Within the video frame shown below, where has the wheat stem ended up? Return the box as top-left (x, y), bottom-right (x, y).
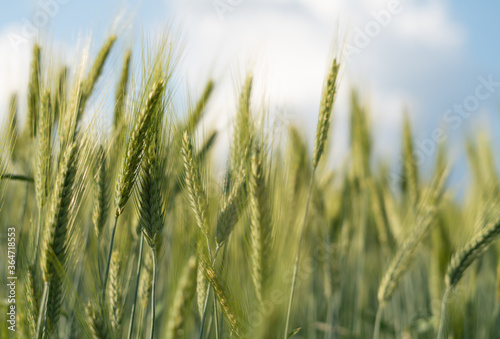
top-left (102, 216), bottom-right (118, 302)
top-left (199, 245), bottom-right (221, 339)
top-left (150, 248), bottom-right (157, 339)
top-left (128, 233), bottom-right (144, 339)
top-left (373, 304), bottom-right (384, 339)
top-left (284, 169), bottom-right (315, 337)
top-left (437, 287), bottom-right (451, 339)
top-left (35, 282), bottom-right (49, 339)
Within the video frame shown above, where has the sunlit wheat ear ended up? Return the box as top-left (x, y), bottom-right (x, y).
top-left (114, 49), bottom-right (132, 131)
top-left (93, 145), bottom-right (109, 239)
top-left (437, 208), bottom-right (500, 339)
top-left (165, 256), bottom-right (197, 339)
top-left (108, 250), bottom-right (123, 335)
top-left (196, 261), bottom-right (208, 318)
top-left (446, 212), bottom-right (500, 289)
top-left (249, 144), bottom-right (272, 304)
top-left (115, 79), bottom-right (165, 217)
top-left (200, 255), bottom-right (243, 338)
top-left (401, 114), bottom-right (419, 204)
top-left (313, 58), bottom-right (340, 169)
top-left (184, 79), bottom-right (214, 133)
top-left (53, 66), bottom-right (68, 123)
top-left (232, 73), bottom-right (253, 169)
top-left (138, 133), bottom-right (166, 249)
top-left (27, 44), bottom-right (41, 138)
top-left (38, 142), bottom-right (78, 336)
top-left (216, 169), bottom-right (247, 246)
top-left (86, 301), bottom-right (112, 339)
top-left (5, 94), bottom-right (18, 143)
top-left (377, 203), bottom-right (436, 306)
top-left (25, 267), bottom-right (38, 337)
top-left (77, 35), bottom-right (117, 121)
top-left (41, 142), bottom-right (78, 282)
top-left (181, 131), bottom-right (209, 235)
top-left (35, 91), bottom-right (52, 210)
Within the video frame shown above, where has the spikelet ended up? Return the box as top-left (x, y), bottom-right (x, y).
top-left (199, 255), bottom-right (243, 337)
top-left (165, 256), bottom-right (197, 339)
top-left (5, 94), bottom-right (18, 144)
top-left (27, 44), bottom-right (41, 138)
top-left (249, 145), bottom-right (272, 303)
top-left (138, 130), bottom-right (165, 249)
top-left (181, 132), bottom-right (209, 235)
top-left (108, 250), bottom-right (123, 334)
top-left (216, 169), bottom-right (247, 246)
top-left (401, 115), bottom-right (419, 204)
top-left (77, 35), bottom-right (117, 121)
top-left (114, 49), bottom-right (131, 131)
top-left (232, 73), bottom-right (253, 170)
top-left (35, 91), bottom-right (52, 210)
top-left (115, 79), bottom-right (165, 217)
top-left (312, 58), bottom-right (340, 169)
top-left (46, 277), bottom-right (63, 336)
top-left (25, 266), bottom-right (38, 337)
top-left (446, 210), bottom-right (500, 289)
top-left (86, 301), bottom-right (112, 339)
top-left (377, 130), bottom-right (448, 306)
top-left (350, 90), bottom-right (371, 178)
top-left (93, 145), bottom-right (109, 238)
top-left (41, 142), bottom-right (78, 282)
top-left (196, 261), bottom-right (208, 318)
top-left (53, 66), bottom-right (68, 124)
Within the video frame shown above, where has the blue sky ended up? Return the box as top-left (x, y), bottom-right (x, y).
top-left (1, 0), bottom-right (499, 188)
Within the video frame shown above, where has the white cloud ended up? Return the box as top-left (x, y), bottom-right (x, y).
top-left (0, 0), bottom-right (468, 169)
top-left (170, 0), bottom-right (467, 168)
top-left (0, 25), bottom-right (31, 126)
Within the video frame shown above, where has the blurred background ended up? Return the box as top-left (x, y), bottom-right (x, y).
top-left (0, 0), bottom-right (499, 192)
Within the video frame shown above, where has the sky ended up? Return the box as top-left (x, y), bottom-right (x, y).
top-left (0, 0), bottom-right (499, 188)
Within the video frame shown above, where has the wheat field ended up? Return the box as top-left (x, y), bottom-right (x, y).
top-left (1, 32), bottom-right (500, 339)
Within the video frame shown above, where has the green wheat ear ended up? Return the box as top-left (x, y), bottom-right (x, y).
top-left (181, 131), bottom-right (209, 236)
top-left (77, 35), bottom-right (117, 122)
top-left (115, 79), bottom-right (165, 217)
top-left (215, 168), bottom-right (247, 246)
top-left (114, 49), bottom-right (132, 131)
top-left (313, 58), bottom-right (340, 169)
top-left (93, 145), bottom-right (109, 239)
top-left (249, 143), bottom-right (272, 304)
top-left (401, 114), bottom-right (419, 204)
top-left (27, 44), bottom-right (41, 138)
top-left (35, 91), bottom-right (52, 210)
top-left (86, 301), bottom-right (112, 339)
top-left (41, 141), bottom-right (78, 282)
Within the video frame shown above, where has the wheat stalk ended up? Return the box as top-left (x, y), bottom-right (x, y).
top-left (285, 57), bottom-right (340, 337)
